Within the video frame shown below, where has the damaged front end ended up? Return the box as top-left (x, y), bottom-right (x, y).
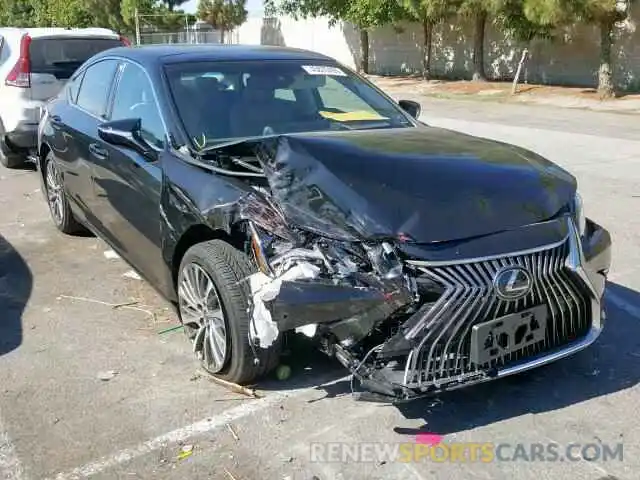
top-left (194, 132), bottom-right (611, 403)
top-left (246, 223), bottom-right (422, 399)
top-left (244, 215), bottom-right (611, 404)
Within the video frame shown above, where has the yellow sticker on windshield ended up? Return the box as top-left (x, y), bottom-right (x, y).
top-left (319, 110), bottom-right (388, 122)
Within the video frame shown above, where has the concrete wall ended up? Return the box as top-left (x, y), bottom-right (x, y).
top-left (235, 7), bottom-right (640, 91)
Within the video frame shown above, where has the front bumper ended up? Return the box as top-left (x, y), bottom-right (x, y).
top-left (259, 216), bottom-right (611, 402)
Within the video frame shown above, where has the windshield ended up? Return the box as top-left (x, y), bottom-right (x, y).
top-left (164, 60), bottom-right (414, 149)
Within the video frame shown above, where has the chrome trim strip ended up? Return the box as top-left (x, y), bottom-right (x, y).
top-left (406, 234), bottom-right (570, 267)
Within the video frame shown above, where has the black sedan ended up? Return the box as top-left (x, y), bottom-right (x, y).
top-left (37, 45), bottom-right (612, 401)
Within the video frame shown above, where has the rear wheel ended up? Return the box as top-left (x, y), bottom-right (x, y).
top-left (177, 240), bottom-right (281, 384)
top-left (44, 152), bottom-right (84, 235)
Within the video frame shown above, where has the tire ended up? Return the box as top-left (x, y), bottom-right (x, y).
top-left (43, 152), bottom-right (84, 235)
top-left (178, 239), bottom-right (281, 384)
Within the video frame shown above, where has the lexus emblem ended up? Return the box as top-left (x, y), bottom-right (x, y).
top-left (493, 266), bottom-right (532, 300)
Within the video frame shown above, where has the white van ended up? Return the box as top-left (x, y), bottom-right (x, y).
top-left (0, 28), bottom-right (130, 168)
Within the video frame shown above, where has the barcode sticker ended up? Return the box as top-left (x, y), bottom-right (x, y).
top-left (301, 65), bottom-right (347, 76)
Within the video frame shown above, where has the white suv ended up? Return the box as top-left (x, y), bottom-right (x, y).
top-left (0, 28), bottom-right (130, 168)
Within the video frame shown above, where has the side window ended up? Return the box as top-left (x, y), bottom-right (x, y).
top-left (67, 70), bottom-right (85, 104)
top-left (76, 60), bottom-right (119, 117)
top-left (317, 76), bottom-right (371, 113)
top-left (111, 62), bottom-right (165, 150)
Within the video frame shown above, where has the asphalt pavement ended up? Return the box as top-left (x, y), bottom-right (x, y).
top-left (1, 99), bottom-right (639, 480)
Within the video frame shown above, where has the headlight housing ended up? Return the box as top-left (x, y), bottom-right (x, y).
top-left (572, 192), bottom-right (586, 236)
top-left (248, 222), bottom-right (403, 281)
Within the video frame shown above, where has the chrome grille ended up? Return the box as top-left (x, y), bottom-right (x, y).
top-left (404, 239), bottom-right (592, 388)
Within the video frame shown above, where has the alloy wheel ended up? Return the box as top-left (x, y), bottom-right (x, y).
top-left (178, 262), bottom-right (228, 373)
top-left (45, 160), bottom-right (64, 225)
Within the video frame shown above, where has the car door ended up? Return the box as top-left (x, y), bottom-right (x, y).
top-left (89, 61), bottom-right (166, 286)
top-left (54, 59), bottom-right (120, 226)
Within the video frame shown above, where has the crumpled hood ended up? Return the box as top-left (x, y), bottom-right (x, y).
top-left (255, 127), bottom-right (576, 243)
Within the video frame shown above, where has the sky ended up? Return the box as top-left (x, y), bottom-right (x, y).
top-left (182, 0), bottom-right (263, 14)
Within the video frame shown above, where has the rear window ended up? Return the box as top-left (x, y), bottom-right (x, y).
top-left (29, 37), bottom-right (123, 80)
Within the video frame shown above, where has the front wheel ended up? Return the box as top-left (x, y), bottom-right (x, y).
top-left (177, 240), bottom-right (281, 384)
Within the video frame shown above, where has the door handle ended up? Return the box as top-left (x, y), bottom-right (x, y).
top-left (89, 143), bottom-right (108, 160)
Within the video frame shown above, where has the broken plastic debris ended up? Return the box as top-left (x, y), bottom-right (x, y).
top-left (103, 250), bottom-right (120, 260)
top-left (177, 444), bottom-right (193, 460)
top-left (295, 324), bottom-right (318, 338)
top-left (248, 263), bottom-right (320, 348)
top-left (97, 370), bottom-right (119, 381)
top-left (123, 270), bottom-right (142, 280)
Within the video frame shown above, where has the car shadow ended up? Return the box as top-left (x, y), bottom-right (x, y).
top-left (0, 233), bottom-right (32, 357)
top-left (393, 281), bottom-right (640, 436)
top-left (4, 160), bottom-right (37, 172)
top-left (257, 333), bottom-right (351, 398)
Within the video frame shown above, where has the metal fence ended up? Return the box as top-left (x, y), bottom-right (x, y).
top-left (136, 29), bottom-right (239, 46)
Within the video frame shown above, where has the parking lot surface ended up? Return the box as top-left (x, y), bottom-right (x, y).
top-left (1, 99), bottom-right (639, 480)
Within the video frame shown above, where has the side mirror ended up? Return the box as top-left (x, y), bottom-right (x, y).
top-left (398, 99), bottom-right (421, 119)
top-left (97, 118), bottom-right (157, 161)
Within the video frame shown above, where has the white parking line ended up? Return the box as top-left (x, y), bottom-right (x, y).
top-left (0, 411), bottom-right (25, 480)
top-left (49, 377), bottom-right (346, 480)
top-left (606, 291), bottom-right (640, 319)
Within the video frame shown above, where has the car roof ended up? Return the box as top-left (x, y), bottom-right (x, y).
top-left (95, 44), bottom-right (336, 67)
top-left (0, 27), bottom-right (119, 39)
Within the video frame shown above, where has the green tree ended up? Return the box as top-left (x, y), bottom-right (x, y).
top-left (0, 0), bottom-right (44, 26)
top-left (86, 0), bottom-right (127, 32)
top-left (457, 0), bottom-right (498, 81)
top-left (523, 0), bottom-right (634, 98)
top-left (345, 0), bottom-right (407, 73)
top-left (152, 4), bottom-right (196, 31)
top-left (121, 0), bottom-right (157, 30)
top-left (494, 0), bottom-right (553, 43)
top-left (265, 0), bottom-right (405, 74)
top-left (402, 0), bottom-right (459, 78)
top-left (160, 0), bottom-right (188, 10)
top-left (40, 0), bottom-right (93, 27)
top-left (197, 0), bottom-right (248, 42)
